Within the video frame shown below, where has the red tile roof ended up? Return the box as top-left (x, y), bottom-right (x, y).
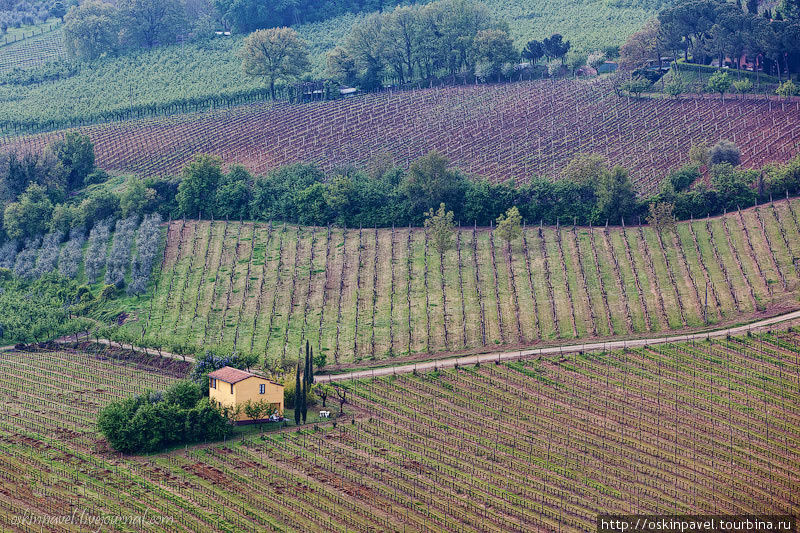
top-left (208, 366), bottom-right (254, 384)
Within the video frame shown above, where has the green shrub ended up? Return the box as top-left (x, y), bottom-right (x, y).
top-left (99, 284), bottom-right (116, 301)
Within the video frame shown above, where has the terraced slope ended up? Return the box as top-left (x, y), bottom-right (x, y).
top-left (1, 332), bottom-right (798, 531)
top-left (121, 199), bottom-right (800, 368)
top-left (5, 79), bottom-right (799, 193)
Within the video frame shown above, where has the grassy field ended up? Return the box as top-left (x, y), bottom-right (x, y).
top-left (114, 199), bottom-right (800, 369)
top-left (0, 0), bottom-right (664, 132)
top-left (1, 329), bottom-right (797, 531)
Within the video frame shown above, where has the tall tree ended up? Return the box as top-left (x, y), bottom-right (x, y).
top-left (49, 132), bottom-right (95, 191)
top-left (176, 155), bottom-right (223, 218)
top-left (471, 29), bottom-right (517, 80)
top-left (300, 370), bottom-right (307, 423)
top-left (63, 1), bottom-right (121, 60)
top-left (594, 167), bottom-right (638, 225)
top-left (542, 34), bottom-right (570, 63)
top-left (521, 40), bottom-right (544, 65)
top-left (239, 27), bottom-right (310, 100)
top-left (495, 206), bottom-right (522, 250)
top-left (294, 360), bottom-right (301, 425)
top-left (424, 203), bottom-right (456, 255)
top-left (402, 151), bottom-right (466, 222)
top-left (119, 0), bottom-right (186, 48)
top-left (343, 12), bottom-right (386, 90)
top-left (308, 344), bottom-right (314, 384)
top-left (381, 5), bottom-right (421, 84)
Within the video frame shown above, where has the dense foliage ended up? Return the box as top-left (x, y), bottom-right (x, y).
top-left (97, 380), bottom-right (231, 453)
top-left (638, 0), bottom-right (800, 80)
top-left (0, 271), bottom-right (93, 343)
top-left (214, 0), bottom-right (410, 34)
top-left (165, 145), bottom-right (800, 229)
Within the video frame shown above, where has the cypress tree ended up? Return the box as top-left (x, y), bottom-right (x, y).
top-left (305, 341), bottom-right (310, 385)
top-left (294, 359), bottom-right (301, 425)
top-left (308, 346), bottom-right (314, 384)
top-left (301, 373), bottom-right (308, 424)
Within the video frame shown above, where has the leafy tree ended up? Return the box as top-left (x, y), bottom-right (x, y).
top-left (120, 177), bottom-right (155, 218)
top-left (471, 29), bottom-right (517, 81)
top-left (619, 18), bottom-right (661, 71)
top-left (521, 40), bottom-right (544, 65)
top-left (711, 163), bottom-right (757, 210)
top-left (732, 78), bottom-right (753, 95)
top-left (587, 50), bottom-right (606, 70)
top-left (667, 165), bottom-right (701, 191)
top-left (63, 1), bottom-right (121, 60)
top-left (342, 12), bottom-right (385, 90)
top-left (98, 380), bottom-right (231, 453)
top-left (119, 0), bottom-right (186, 48)
top-left (542, 34), bottom-right (570, 63)
top-left (52, 1), bottom-right (67, 21)
top-left (495, 206), bottom-right (522, 248)
top-left (561, 154), bottom-right (607, 186)
top-left (325, 47), bottom-right (358, 86)
top-left (49, 132), bottom-right (95, 192)
top-left (776, 79), bottom-right (798, 98)
top-left (164, 380), bottom-right (203, 409)
top-left (380, 5), bottom-right (422, 85)
top-left (646, 201), bottom-right (677, 233)
top-left (402, 151), bottom-right (466, 223)
top-left (707, 70), bottom-right (732, 100)
top-left (689, 142), bottom-right (711, 167)
top-left (747, 0), bottom-right (759, 14)
top-left (239, 27), bottom-right (310, 101)
top-left (664, 75), bottom-right (685, 97)
top-left (594, 167), bottom-right (638, 224)
top-left (709, 139), bottom-right (741, 166)
top-left (215, 165), bottom-right (251, 220)
top-left (3, 184), bottom-right (54, 240)
top-left (621, 77), bottom-right (651, 97)
top-left (424, 203), bottom-right (456, 255)
top-left (177, 154), bottom-right (223, 218)
top-left (78, 189), bottom-right (120, 229)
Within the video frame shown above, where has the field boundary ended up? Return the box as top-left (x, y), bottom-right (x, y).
top-left (7, 307), bottom-right (798, 379)
top-left (314, 308), bottom-right (800, 382)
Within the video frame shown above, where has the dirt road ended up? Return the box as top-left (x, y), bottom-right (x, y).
top-left (315, 309), bottom-right (800, 383)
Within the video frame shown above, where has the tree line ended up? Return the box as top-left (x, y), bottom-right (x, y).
top-left (4, 134), bottom-right (800, 254)
top-left (620, 0), bottom-right (800, 81)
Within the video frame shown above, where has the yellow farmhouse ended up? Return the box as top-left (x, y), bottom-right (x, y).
top-left (208, 366), bottom-right (284, 422)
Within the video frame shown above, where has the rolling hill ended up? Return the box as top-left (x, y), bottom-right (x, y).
top-left (115, 198), bottom-right (800, 368)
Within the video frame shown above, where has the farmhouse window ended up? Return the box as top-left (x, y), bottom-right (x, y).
top-left (231, 383), bottom-right (234, 394)
top-left (210, 378), bottom-right (216, 389)
top-left (260, 384), bottom-right (265, 394)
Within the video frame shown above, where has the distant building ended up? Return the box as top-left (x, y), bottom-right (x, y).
top-left (208, 366), bottom-right (284, 422)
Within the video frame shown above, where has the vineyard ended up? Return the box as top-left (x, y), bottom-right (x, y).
top-left (121, 198), bottom-right (800, 367)
top-left (0, 28), bottom-right (66, 75)
top-left (1, 329), bottom-right (798, 531)
top-left (4, 79), bottom-right (799, 193)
